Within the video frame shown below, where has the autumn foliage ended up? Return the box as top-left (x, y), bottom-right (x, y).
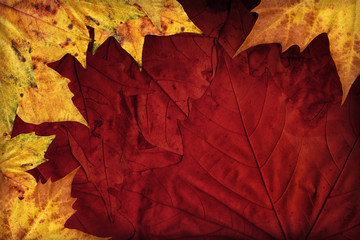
top-left (1, 0), bottom-right (360, 239)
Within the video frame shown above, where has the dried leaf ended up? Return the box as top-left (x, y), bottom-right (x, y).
top-left (93, 0), bottom-right (202, 65)
top-left (127, 0), bottom-right (166, 30)
top-left (236, 0), bottom-right (360, 102)
top-left (62, 0), bottom-right (144, 39)
top-left (120, 47), bottom-right (360, 239)
top-left (0, 132), bottom-right (54, 196)
top-left (9, 0), bottom-right (360, 239)
top-left (0, 168), bottom-right (107, 239)
top-left (137, 36), bottom-right (216, 154)
top-left (0, 0), bottom-right (142, 135)
top-left (0, 18), bottom-right (36, 138)
top-left (17, 46), bottom-right (87, 126)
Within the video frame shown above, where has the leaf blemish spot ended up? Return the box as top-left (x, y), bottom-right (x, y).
top-left (3, 133), bottom-right (7, 136)
top-left (30, 83), bottom-right (38, 91)
top-left (181, 27), bottom-right (185, 32)
top-left (86, 15), bottom-right (100, 25)
top-left (20, 93), bottom-right (23, 97)
top-left (18, 196), bottom-right (24, 200)
top-left (45, 5), bottom-right (51, 11)
top-left (21, 163), bottom-right (33, 167)
top-left (75, 53), bottom-right (78, 56)
top-left (68, 24), bottom-right (73, 30)
top-left (53, 21), bottom-right (57, 25)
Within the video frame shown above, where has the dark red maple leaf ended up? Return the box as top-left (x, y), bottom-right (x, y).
top-left (13, 0), bottom-right (360, 239)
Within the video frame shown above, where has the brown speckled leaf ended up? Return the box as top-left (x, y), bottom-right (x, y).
top-left (93, 0), bottom-right (202, 65)
top-left (0, 168), bottom-right (107, 239)
top-left (0, 0), bottom-right (142, 137)
top-left (236, 0), bottom-right (360, 102)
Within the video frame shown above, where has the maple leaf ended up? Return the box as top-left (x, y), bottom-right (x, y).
top-left (119, 46), bottom-right (360, 239)
top-left (93, 0), bottom-right (202, 65)
top-left (127, 0), bottom-right (166, 30)
top-left (137, 35), bottom-right (215, 154)
top-left (0, 132), bottom-right (54, 196)
top-left (235, 0), bottom-right (360, 102)
top-left (18, 45), bottom-right (182, 228)
top-left (0, 19), bottom-right (35, 138)
top-left (13, 28), bottom-right (358, 239)
top-left (17, 46), bottom-right (88, 126)
top-left (0, 0), bottom-right (142, 137)
top-left (0, 0), bottom-right (91, 137)
top-left (0, 168), bottom-right (107, 239)
top-left (10, 0), bottom-right (360, 239)
top-left (61, 0), bottom-right (144, 46)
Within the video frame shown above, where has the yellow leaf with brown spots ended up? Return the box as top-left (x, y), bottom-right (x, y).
top-left (0, 0), bottom-right (90, 67)
top-left (17, 46), bottom-right (88, 126)
top-left (93, 0), bottom-right (202, 66)
top-left (0, 168), bottom-right (107, 239)
top-left (235, 0), bottom-right (360, 103)
top-left (0, 18), bottom-right (35, 138)
top-left (0, 0), bottom-right (142, 137)
top-left (61, 0), bottom-right (144, 41)
top-left (0, 132), bottom-right (54, 198)
top-left (127, 0), bottom-right (166, 30)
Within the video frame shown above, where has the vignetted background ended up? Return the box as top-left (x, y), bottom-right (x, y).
top-left (12, 0), bottom-right (360, 239)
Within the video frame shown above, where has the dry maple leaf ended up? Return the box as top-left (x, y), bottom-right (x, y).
top-left (0, 0), bottom-right (142, 137)
top-left (127, 0), bottom-right (166, 30)
top-left (17, 46), bottom-right (88, 127)
top-left (119, 46), bottom-right (360, 239)
top-left (0, 168), bottom-right (107, 239)
top-left (60, 0), bottom-right (145, 42)
top-left (93, 0), bottom-right (202, 66)
top-left (0, 0), bottom-right (91, 138)
top-left (235, 0), bottom-right (360, 103)
top-left (0, 132), bottom-right (54, 196)
top-left (137, 35), bottom-right (216, 154)
top-left (42, 48), bottom-right (181, 223)
top-left (11, 1), bottom-right (360, 236)
top-left (8, 0), bottom-right (360, 239)
top-left (0, 18), bottom-right (36, 138)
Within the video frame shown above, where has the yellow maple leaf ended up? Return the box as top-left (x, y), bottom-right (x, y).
top-left (0, 0), bottom-right (143, 137)
top-left (0, 19), bottom-right (36, 137)
top-left (93, 0), bottom-right (202, 66)
top-left (0, 0), bottom-right (90, 66)
top-left (0, 168), bottom-right (107, 239)
top-left (127, 0), bottom-right (166, 30)
top-left (62, 0), bottom-right (145, 33)
top-left (235, 0), bottom-right (360, 103)
top-left (17, 46), bottom-right (88, 126)
top-left (0, 132), bottom-right (54, 196)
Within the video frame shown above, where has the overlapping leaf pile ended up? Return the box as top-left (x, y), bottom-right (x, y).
top-left (236, 0), bottom-right (360, 103)
top-left (0, 0), bottom-right (200, 238)
top-left (3, 0), bottom-right (360, 239)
